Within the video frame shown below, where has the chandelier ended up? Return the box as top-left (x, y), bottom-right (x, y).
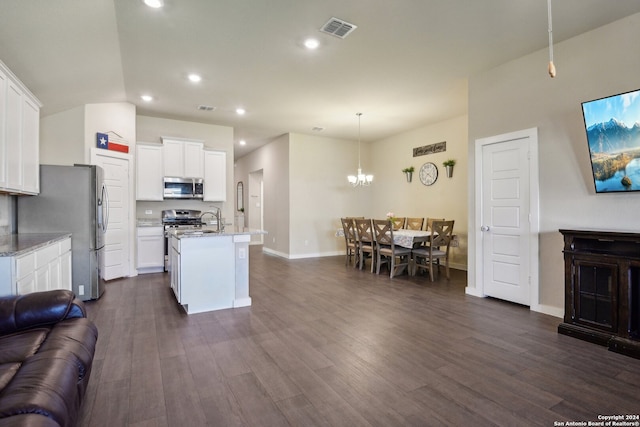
top-left (347, 113), bottom-right (373, 186)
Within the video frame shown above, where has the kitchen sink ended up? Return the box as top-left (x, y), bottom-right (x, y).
top-left (179, 229), bottom-right (220, 236)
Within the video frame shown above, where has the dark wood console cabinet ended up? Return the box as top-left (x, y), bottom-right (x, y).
top-left (559, 229), bottom-right (640, 359)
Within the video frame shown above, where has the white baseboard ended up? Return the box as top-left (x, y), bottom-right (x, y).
top-left (466, 287), bottom-right (564, 318)
top-left (136, 267), bottom-right (163, 275)
top-left (234, 297), bottom-right (252, 308)
top-left (289, 250), bottom-right (344, 259)
top-left (531, 304), bottom-right (563, 318)
top-left (465, 286), bottom-right (484, 298)
top-left (262, 247), bottom-right (290, 258)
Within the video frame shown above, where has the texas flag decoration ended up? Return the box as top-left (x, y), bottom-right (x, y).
top-left (96, 132), bottom-right (129, 153)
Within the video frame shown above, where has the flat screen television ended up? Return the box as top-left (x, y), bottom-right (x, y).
top-left (581, 88), bottom-right (640, 193)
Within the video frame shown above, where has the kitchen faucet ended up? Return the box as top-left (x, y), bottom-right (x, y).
top-left (200, 208), bottom-right (222, 232)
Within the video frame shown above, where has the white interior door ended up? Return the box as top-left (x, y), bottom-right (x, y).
top-left (92, 149), bottom-right (130, 280)
top-left (475, 128), bottom-right (539, 307)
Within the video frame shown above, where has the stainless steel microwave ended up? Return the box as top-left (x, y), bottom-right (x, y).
top-left (163, 177), bottom-right (204, 199)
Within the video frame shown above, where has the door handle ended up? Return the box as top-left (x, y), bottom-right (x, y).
top-left (481, 225), bottom-right (490, 232)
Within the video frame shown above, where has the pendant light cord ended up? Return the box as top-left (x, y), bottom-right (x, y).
top-left (547, 0), bottom-right (556, 77)
top-left (357, 112), bottom-right (362, 169)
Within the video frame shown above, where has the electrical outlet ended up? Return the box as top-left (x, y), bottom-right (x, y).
top-left (239, 248), bottom-right (246, 259)
top-left (79, 285), bottom-right (85, 295)
top-left (272, 237), bottom-right (276, 243)
top-left (145, 209), bottom-right (153, 215)
top-left (304, 240), bottom-right (308, 246)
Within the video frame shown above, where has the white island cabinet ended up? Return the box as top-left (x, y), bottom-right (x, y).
top-left (168, 230), bottom-right (261, 314)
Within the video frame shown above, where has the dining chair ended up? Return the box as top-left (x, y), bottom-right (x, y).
top-left (354, 219), bottom-right (376, 273)
top-left (425, 217), bottom-right (444, 231)
top-left (412, 220), bottom-right (454, 281)
top-left (424, 217), bottom-right (445, 250)
top-left (372, 219), bottom-right (412, 278)
top-left (391, 217), bottom-right (405, 230)
top-left (340, 218), bottom-right (359, 267)
top-left (405, 217), bottom-right (425, 230)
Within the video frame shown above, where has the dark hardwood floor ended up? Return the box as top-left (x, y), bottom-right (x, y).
top-left (79, 247), bottom-right (640, 426)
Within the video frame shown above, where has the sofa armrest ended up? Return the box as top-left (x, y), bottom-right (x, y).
top-left (0, 290), bottom-right (87, 336)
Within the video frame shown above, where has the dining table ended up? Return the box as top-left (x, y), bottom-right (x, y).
top-left (392, 229), bottom-right (431, 249)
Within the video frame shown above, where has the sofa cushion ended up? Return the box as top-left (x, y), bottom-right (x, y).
top-left (0, 414), bottom-right (60, 427)
top-left (0, 330), bottom-right (48, 365)
top-left (0, 291), bottom-right (84, 336)
top-left (37, 319), bottom-right (97, 383)
top-left (0, 351), bottom-right (80, 427)
top-left (0, 365), bottom-right (20, 392)
top-left (0, 291), bottom-right (96, 427)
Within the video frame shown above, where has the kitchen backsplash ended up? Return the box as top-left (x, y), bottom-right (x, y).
top-left (136, 200), bottom-right (225, 220)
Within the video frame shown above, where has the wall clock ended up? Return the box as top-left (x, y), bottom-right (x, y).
top-left (419, 162), bottom-right (438, 186)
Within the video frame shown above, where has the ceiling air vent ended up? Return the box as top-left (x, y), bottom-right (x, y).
top-left (197, 105), bottom-right (215, 111)
top-left (320, 17), bottom-right (357, 39)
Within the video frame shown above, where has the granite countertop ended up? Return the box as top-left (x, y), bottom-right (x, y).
top-left (169, 227), bottom-right (266, 239)
top-left (0, 233), bottom-right (72, 257)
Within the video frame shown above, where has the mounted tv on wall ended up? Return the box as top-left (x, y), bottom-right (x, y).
top-left (582, 88), bottom-right (640, 193)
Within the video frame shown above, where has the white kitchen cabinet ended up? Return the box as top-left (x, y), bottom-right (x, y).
top-left (162, 137), bottom-right (204, 178)
top-left (136, 226), bottom-right (164, 273)
top-left (203, 150), bottom-right (227, 201)
top-left (0, 60), bottom-right (41, 195)
top-left (21, 96), bottom-right (40, 194)
top-left (0, 68), bottom-right (7, 188)
top-left (136, 143), bottom-right (164, 200)
top-left (0, 236), bottom-right (72, 296)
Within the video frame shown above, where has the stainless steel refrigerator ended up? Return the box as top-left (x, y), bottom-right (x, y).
top-left (17, 164), bottom-right (109, 301)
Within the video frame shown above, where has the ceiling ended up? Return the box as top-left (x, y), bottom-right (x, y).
top-left (2, 1), bottom-right (640, 159)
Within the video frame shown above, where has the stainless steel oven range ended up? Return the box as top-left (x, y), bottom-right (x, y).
top-left (162, 209), bottom-right (204, 271)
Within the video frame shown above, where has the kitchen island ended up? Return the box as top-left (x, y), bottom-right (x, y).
top-left (168, 228), bottom-right (265, 314)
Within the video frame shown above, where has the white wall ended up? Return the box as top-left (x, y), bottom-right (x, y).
top-left (40, 106), bottom-right (85, 165)
top-left (40, 102), bottom-right (136, 166)
top-left (467, 13), bottom-right (640, 312)
top-left (234, 134), bottom-right (290, 256)
top-left (371, 115), bottom-right (468, 269)
top-left (84, 103), bottom-right (136, 163)
top-left (289, 133), bottom-right (372, 258)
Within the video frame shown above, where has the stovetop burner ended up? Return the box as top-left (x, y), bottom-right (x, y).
top-left (162, 209), bottom-right (203, 223)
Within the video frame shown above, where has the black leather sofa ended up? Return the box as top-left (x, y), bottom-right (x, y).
top-left (0, 290), bottom-right (98, 427)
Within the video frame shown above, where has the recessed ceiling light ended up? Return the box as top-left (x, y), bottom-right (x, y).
top-left (239, 140), bottom-right (247, 146)
top-left (143, 0), bottom-right (164, 8)
top-left (188, 73), bottom-right (201, 83)
top-left (236, 107), bottom-right (246, 115)
top-left (141, 94), bottom-right (153, 102)
top-left (304, 38), bottom-right (319, 49)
